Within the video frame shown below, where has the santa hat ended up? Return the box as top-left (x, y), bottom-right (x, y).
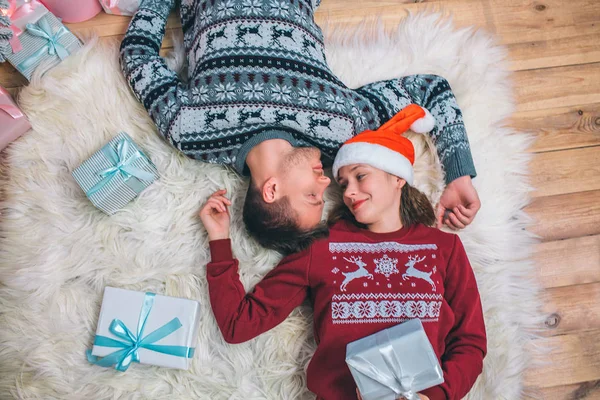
top-left (332, 104), bottom-right (435, 186)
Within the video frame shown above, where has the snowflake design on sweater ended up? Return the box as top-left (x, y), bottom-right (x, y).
top-left (199, 8), bottom-right (213, 25)
top-left (373, 254), bottom-right (399, 278)
top-left (324, 93), bottom-right (346, 112)
top-left (165, 99), bottom-right (180, 120)
top-left (215, 83), bottom-right (237, 101)
top-left (270, 84), bottom-right (292, 102)
top-left (191, 86), bottom-right (210, 103)
top-left (331, 267), bottom-right (339, 274)
top-left (269, 0), bottom-right (289, 17)
top-left (351, 106), bottom-right (369, 131)
top-left (294, 7), bottom-right (309, 24)
top-left (242, 0), bottom-right (263, 14)
top-left (298, 88), bottom-right (320, 107)
top-left (216, 0), bottom-right (236, 18)
top-left (242, 82), bottom-right (265, 100)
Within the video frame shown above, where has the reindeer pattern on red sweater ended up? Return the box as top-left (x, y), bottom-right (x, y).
top-left (327, 241), bottom-right (443, 325)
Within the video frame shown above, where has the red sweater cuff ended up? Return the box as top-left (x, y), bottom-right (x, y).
top-left (421, 385), bottom-right (447, 400)
top-left (209, 239), bottom-right (233, 262)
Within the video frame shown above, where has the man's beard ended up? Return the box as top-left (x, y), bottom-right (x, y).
top-left (280, 147), bottom-right (320, 173)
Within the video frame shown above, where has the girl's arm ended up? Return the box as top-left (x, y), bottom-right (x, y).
top-left (198, 189), bottom-right (311, 344)
top-left (421, 235), bottom-right (487, 400)
top-left (207, 240), bottom-right (311, 344)
top-left (119, 0), bottom-right (187, 146)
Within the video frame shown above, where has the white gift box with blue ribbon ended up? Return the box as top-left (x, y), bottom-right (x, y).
top-left (5, 1), bottom-right (82, 81)
top-left (88, 287), bottom-right (201, 371)
top-left (346, 319), bottom-right (444, 400)
top-left (72, 132), bottom-right (159, 215)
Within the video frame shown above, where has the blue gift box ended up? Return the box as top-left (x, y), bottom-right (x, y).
top-left (72, 132), bottom-right (159, 215)
top-left (5, 2), bottom-right (82, 81)
top-left (346, 319), bottom-right (444, 400)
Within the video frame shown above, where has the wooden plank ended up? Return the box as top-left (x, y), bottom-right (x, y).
top-left (525, 382), bottom-right (600, 400)
top-left (534, 235), bottom-right (600, 289)
top-left (317, 0), bottom-right (600, 71)
top-left (540, 283), bottom-right (600, 337)
top-left (511, 103), bottom-right (600, 153)
top-left (63, 10), bottom-right (181, 38)
top-left (478, 0), bottom-right (600, 71)
top-left (514, 63), bottom-right (600, 113)
top-left (529, 146), bottom-right (600, 198)
top-left (525, 190), bottom-right (600, 242)
top-left (0, 64), bottom-right (28, 90)
top-left (509, 32), bottom-right (600, 72)
top-left (523, 330), bottom-right (600, 388)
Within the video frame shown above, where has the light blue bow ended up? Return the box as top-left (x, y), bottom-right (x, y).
top-left (87, 292), bottom-right (195, 372)
top-left (86, 139), bottom-right (155, 196)
top-left (18, 17), bottom-right (70, 71)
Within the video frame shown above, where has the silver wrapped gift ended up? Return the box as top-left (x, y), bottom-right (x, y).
top-left (346, 319), bottom-right (444, 400)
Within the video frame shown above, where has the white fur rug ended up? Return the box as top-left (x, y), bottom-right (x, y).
top-left (0, 13), bottom-right (542, 399)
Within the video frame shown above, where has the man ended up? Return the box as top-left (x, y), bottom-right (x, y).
top-left (120, 0), bottom-right (481, 254)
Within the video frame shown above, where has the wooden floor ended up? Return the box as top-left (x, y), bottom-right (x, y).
top-left (1, 0), bottom-right (599, 398)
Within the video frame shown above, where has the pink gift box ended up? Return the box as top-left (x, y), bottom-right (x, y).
top-left (99, 0), bottom-right (139, 16)
top-left (39, 0), bottom-right (102, 23)
top-left (0, 86), bottom-right (31, 151)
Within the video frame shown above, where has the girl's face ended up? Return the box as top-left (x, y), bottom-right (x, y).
top-left (336, 164), bottom-right (405, 228)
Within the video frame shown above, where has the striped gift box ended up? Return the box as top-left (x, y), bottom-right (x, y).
top-left (5, 8), bottom-right (82, 81)
top-left (72, 133), bottom-right (159, 215)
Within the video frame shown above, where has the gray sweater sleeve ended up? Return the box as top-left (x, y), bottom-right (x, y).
top-left (119, 0), bottom-right (187, 149)
top-left (357, 74), bottom-right (477, 184)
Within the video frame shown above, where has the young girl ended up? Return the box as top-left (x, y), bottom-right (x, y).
top-left (200, 105), bottom-right (487, 400)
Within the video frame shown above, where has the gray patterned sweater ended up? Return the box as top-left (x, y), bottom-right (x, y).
top-left (120, 0), bottom-right (476, 183)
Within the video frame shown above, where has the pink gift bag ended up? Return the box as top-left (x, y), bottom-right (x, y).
top-left (0, 87), bottom-right (31, 151)
top-left (39, 0), bottom-right (102, 23)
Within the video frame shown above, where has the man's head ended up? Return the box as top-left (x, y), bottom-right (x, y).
top-left (243, 146), bottom-right (331, 254)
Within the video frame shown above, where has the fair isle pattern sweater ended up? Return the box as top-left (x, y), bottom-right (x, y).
top-left (120, 0), bottom-right (477, 183)
top-left (207, 220), bottom-right (487, 400)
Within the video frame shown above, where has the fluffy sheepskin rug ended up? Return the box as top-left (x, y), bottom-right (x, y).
top-left (0, 12), bottom-right (543, 399)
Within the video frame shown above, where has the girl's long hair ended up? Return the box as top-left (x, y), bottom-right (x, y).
top-left (327, 184), bottom-right (436, 228)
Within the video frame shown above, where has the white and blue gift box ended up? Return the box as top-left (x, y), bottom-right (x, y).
top-left (5, 0), bottom-right (82, 81)
top-left (88, 287), bottom-right (201, 371)
top-left (72, 132), bottom-right (158, 215)
top-left (346, 319), bottom-right (444, 400)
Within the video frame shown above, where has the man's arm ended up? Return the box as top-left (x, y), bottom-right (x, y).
top-left (357, 74), bottom-right (480, 228)
top-left (119, 0), bottom-right (186, 147)
top-left (357, 74), bottom-right (476, 184)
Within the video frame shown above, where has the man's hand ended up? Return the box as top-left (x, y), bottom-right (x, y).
top-left (199, 189), bottom-right (232, 241)
top-left (436, 175), bottom-right (481, 230)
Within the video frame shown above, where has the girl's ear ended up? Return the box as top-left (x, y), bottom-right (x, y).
top-left (396, 177), bottom-right (407, 189)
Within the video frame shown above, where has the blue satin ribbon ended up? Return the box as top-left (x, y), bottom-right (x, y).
top-left (87, 292), bottom-right (195, 372)
top-left (86, 138), bottom-right (155, 196)
top-left (17, 17), bottom-right (71, 71)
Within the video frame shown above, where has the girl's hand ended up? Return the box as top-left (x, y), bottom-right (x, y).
top-left (199, 189), bottom-right (232, 241)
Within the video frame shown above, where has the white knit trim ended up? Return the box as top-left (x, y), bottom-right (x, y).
top-left (410, 108), bottom-right (436, 133)
top-left (332, 142), bottom-right (414, 185)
